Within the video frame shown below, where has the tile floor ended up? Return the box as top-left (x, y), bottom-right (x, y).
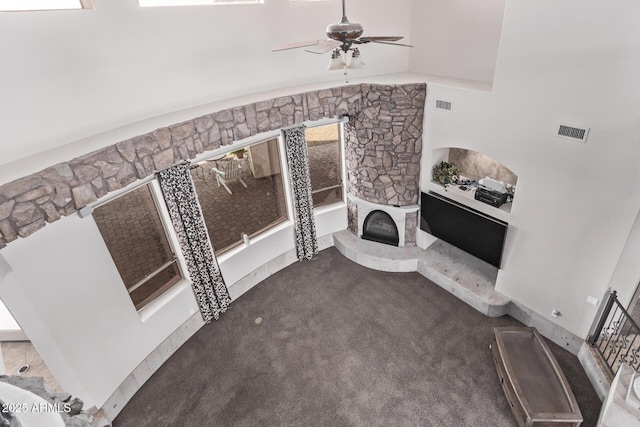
top-left (0, 341), bottom-right (63, 393)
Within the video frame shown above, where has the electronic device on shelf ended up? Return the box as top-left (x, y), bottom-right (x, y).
top-left (475, 186), bottom-right (508, 208)
top-left (475, 177), bottom-right (508, 208)
top-left (479, 177), bottom-right (507, 193)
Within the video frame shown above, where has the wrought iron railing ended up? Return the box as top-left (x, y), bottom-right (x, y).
top-left (587, 289), bottom-right (640, 377)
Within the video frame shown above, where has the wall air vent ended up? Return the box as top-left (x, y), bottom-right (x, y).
top-left (435, 100), bottom-right (453, 112)
top-left (557, 123), bottom-right (589, 142)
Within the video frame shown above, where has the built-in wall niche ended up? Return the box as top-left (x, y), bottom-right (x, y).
top-left (429, 148), bottom-right (518, 221)
top-left (449, 148), bottom-right (517, 187)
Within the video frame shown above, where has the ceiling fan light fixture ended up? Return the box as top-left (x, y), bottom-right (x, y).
top-left (273, 0), bottom-right (411, 76)
top-left (327, 49), bottom-right (346, 71)
top-left (347, 48), bottom-right (364, 69)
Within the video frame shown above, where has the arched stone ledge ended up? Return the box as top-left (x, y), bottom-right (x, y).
top-left (0, 83), bottom-right (425, 249)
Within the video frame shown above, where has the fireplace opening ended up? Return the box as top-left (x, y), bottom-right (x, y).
top-left (362, 210), bottom-right (399, 246)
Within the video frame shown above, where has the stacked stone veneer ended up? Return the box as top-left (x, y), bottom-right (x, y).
top-left (404, 211), bottom-right (419, 246)
top-left (345, 84), bottom-right (425, 206)
top-left (345, 84), bottom-right (424, 246)
top-left (0, 83), bottom-right (425, 249)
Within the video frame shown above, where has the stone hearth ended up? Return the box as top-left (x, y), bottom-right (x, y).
top-left (332, 229), bottom-right (509, 317)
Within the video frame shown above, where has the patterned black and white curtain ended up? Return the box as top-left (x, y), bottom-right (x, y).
top-left (157, 162), bottom-right (231, 323)
top-left (282, 125), bottom-right (318, 261)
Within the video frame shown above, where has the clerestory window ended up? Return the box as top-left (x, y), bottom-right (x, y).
top-left (0, 0), bottom-right (93, 11)
top-left (138, 0), bottom-right (262, 7)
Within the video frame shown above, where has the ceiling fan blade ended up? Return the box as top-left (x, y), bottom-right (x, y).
top-left (304, 39), bottom-right (343, 54)
top-left (370, 40), bottom-right (414, 48)
top-left (272, 40), bottom-right (325, 52)
top-left (358, 36), bottom-right (404, 43)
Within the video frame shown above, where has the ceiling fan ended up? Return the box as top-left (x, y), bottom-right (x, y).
top-left (273, 0), bottom-right (412, 79)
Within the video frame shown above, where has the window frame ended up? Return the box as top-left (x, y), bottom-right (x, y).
top-left (91, 179), bottom-right (185, 312)
top-left (188, 116), bottom-right (345, 255)
top-left (191, 132), bottom-right (292, 256)
top-left (304, 120), bottom-right (346, 209)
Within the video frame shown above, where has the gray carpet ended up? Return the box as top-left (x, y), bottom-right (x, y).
top-left (113, 247), bottom-right (601, 426)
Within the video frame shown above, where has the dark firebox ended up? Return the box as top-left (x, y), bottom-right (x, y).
top-left (361, 210), bottom-right (399, 246)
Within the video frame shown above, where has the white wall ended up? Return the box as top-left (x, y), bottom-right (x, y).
top-left (409, 0), bottom-right (506, 84)
top-left (0, 300), bottom-right (27, 342)
top-left (0, 0), bottom-right (412, 171)
top-left (418, 0), bottom-right (640, 338)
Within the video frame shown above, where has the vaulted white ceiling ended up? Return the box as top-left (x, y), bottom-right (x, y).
top-left (0, 1), bottom-right (418, 166)
top-left (0, 0), bottom-right (512, 175)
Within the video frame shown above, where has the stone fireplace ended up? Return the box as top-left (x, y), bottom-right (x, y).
top-left (348, 195), bottom-right (419, 248)
top-left (343, 83), bottom-right (425, 248)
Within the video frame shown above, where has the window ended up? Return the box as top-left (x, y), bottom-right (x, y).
top-left (93, 183), bottom-right (182, 311)
top-left (0, 0), bottom-right (92, 11)
top-left (305, 123), bottom-right (343, 207)
top-left (190, 137), bottom-right (288, 254)
top-left (138, 0), bottom-right (262, 7)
